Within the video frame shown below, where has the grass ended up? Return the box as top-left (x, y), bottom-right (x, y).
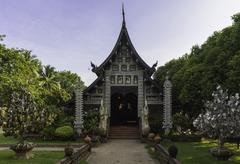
top-left (0, 150), bottom-right (64, 164)
top-left (0, 134), bottom-right (19, 144)
top-left (159, 139), bottom-right (240, 164)
top-left (79, 160), bottom-right (89, 164)
top-left (0, 134), bottom-right (82, 145)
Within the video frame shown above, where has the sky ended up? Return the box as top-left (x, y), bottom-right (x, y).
top-left (1, 0), bottom-right (240, 85)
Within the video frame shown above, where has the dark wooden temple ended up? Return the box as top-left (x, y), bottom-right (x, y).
top-left (83, 7), bottom-right (163, 138)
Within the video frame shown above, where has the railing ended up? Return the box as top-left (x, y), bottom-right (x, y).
top-left (154, 144), bottom-right (179, 164)
top-left (57, 144), bottom-right (91, 164)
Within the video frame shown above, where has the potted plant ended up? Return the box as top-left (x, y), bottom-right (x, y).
top-left (10, 140), bottom-right (34, 159)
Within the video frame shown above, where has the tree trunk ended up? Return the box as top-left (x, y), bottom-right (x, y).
top-left (219, 136), bottom-right (224, 148)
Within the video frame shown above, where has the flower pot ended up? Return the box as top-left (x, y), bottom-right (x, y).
top-left (148, 133), bottom-right (155, 140)
top-left (209, 147), bottom-right (233, 160)
top-left (142, 127), bottom-right (150, 137)
top-left (154, 134), bottom-right (161, 143)
top-left (84, 135), bottom-right (91, 144)
top-left (11, 144), bottom-right (34, 159)
top-left (10, 141), bottom-right (34, 159)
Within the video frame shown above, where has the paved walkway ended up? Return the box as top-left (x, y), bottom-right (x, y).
top-left (88, 139), bottom-right (157, 164)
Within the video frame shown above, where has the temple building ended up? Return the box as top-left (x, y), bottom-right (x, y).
top-left (78, 7), bottom-right (167, 139)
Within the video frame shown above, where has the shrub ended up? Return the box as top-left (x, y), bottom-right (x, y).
top-left (54, 126), bottom-right (74, 140)
top-left (172, 112), bottom-right (192, 133)
top-left (41, 126), bottom-right (56, 140)
top-left (56, 115), bottom-right (75, 127)
top-left (83, 110), bottom-right (100, 135)
top-left (95, 128), bottom-right (106, 137)
top-left (149, 118), bottom-right (164, 134)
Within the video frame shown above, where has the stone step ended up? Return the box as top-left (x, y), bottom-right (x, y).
top-left (109, 130), bottom-right (139, 133)
top-left (109, 136), bottom-right (139, 139)
top-left (110, 130), bottom-right (139, 133)
top-left (109, 126), bottom-right (140, 139)
top-left (110, 131), bottom-right (138, 133)
top-left (110, 128), bottom-right (139, 130)
top-left (109, 134), bottom-right (139, 138)
top-left (110, 126), bottom-right (138, 129)
top-left (109, 134), bottom-right (139, 137)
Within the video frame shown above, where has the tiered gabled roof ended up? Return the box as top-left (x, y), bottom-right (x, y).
top-left (85, 6), bottom-right (158, 93)
top-left (91, 6), bottom-right (152, 76)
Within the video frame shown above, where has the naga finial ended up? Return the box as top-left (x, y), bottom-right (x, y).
top-left (152, 60), bottom-right (158, 68)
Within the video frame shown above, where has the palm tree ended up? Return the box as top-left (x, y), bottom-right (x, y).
top-left (40, 65), bottom-right (60, 91)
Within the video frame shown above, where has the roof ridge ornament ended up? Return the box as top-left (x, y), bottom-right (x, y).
top-left (122, 2), bottom-right (126, 26)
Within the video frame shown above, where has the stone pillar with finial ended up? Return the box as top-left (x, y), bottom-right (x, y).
top-left (74, 83), bottom-right (83, 136)
top-left (163, 72), bottom-right (173, 135)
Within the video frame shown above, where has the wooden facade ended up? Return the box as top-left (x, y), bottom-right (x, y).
top-left (83, 8), bottom-right (163, 131)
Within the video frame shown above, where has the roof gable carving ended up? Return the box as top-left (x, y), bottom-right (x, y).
top-left (91, 18), bottom-right (153, 76)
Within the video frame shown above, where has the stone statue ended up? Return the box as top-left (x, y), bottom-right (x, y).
top-left (99, 99), bottom-right (108, 134)
top-left (142, 98), bottom-right (150, 136)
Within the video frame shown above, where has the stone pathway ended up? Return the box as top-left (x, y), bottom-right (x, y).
top-left (88, 139), bottom-right (157, 164)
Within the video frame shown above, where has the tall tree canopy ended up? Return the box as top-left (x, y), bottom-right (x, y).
top-left (0, 35), bottom-right (85, 136)
top-left (154, 13), bottom-right (240, 119)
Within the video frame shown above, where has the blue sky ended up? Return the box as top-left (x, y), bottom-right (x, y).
top-left (1, 0), bottom-right (240, 85)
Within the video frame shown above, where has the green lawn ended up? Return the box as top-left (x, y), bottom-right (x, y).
top-left (0, 150), bottom-right (64, 164)
top-left (0, 134), bottom-right (82, 145)
top-left (0, 134), bottom-right (18, 144)
top-left (160, 139), bottom-right (240, 164)
top-left (0, 150), bottom-right (89, 164)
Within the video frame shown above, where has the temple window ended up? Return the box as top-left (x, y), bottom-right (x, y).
top-left (117, 75), bottom-right (123, 84)
top-left (130, 65), bottom-right (136, 71)
top-left (111, 75), bottom-right (115, 84)
top-left (121, 65), bottom-right (127, 71)
top-left (133, 75), bottom-right (138, 84)
top-left (125, 75), bottom-right (131, 84)
top-left (112, 65), bottom-right (119, 71)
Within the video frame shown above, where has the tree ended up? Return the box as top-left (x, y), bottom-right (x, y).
top-left (232, 13), bottom-right (240, 23)
top-left (154, 13), bottom-right (240, 121)
top-left (0, 35), bottom-right (84, 139)
top-left (2, 87), bottom-right (57, 138)
top-left (39, 65), bottom-right (70, 106)
top-left (193, 85), bottom-right (240, 158)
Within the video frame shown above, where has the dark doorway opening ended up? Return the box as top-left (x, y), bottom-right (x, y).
top-left (110, 86), bottom-right (138, 125)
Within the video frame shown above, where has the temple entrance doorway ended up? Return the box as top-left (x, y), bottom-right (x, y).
top-left (110, 86), bottom-right (138, 126)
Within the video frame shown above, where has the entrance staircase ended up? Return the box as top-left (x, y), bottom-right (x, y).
top-left (109, 125), bottom-right (139, 139)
